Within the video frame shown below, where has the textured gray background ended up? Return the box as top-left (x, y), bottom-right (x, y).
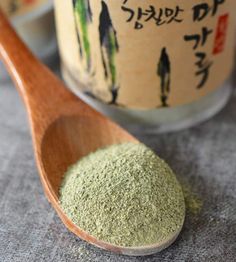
top-left (0, 64), bottom-right (236, 262)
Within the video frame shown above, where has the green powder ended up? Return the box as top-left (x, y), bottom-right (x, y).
top-left (59, 143), bottom-right (185, 247)
top-left (182, 183), bottom-right (203, 216)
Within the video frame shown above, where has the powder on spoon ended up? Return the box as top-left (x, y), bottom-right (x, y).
top-left (59, 142), bottom-right (185, 247)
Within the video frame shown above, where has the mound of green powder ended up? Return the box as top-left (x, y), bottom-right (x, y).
top-left (60, 143), bottom-right (185, 247)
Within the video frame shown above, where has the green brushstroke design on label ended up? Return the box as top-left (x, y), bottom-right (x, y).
top-left (74, 0), bottom-right (92, 70)
top-left (108, 29), bottom-right (117, 88)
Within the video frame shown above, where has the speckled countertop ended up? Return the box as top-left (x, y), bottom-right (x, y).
top-left (0, 60), bottom-right (236, 262)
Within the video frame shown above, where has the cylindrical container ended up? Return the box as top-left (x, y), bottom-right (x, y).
top-left (0, 0), bottom-right (56, 81)
top-left (55, 0), bottom-right (236, 132)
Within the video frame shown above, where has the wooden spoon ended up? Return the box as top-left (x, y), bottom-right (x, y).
top-left (0, 10), bottom-right (184, 256)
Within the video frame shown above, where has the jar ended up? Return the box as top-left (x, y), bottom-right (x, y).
top-left (0, 0), bottom-right (56, 81)
top-left (54, 0), bottom-right (236, 132)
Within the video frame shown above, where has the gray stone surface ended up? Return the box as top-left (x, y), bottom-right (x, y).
top-left (0, 69), bottom-right (236, 262)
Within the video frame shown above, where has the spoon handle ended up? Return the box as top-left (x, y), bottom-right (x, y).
top-left (0, 9), bottom-right (89, 126)
top-left (0, 9), bottom-right (47, 100)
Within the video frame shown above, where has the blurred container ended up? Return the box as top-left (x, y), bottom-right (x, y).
top-left (55, 1), bottom-right (236, 132)
top-left (0, 0), bottom-right (56, 81)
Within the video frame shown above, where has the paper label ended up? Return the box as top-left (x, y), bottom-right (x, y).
top-left (56, 0), bottom-right (236, 109)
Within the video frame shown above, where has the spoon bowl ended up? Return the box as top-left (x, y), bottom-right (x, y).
top-left (39, 114), bottom-right (183, 257)
top-left (0, 9), bottom-right (184, 256)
